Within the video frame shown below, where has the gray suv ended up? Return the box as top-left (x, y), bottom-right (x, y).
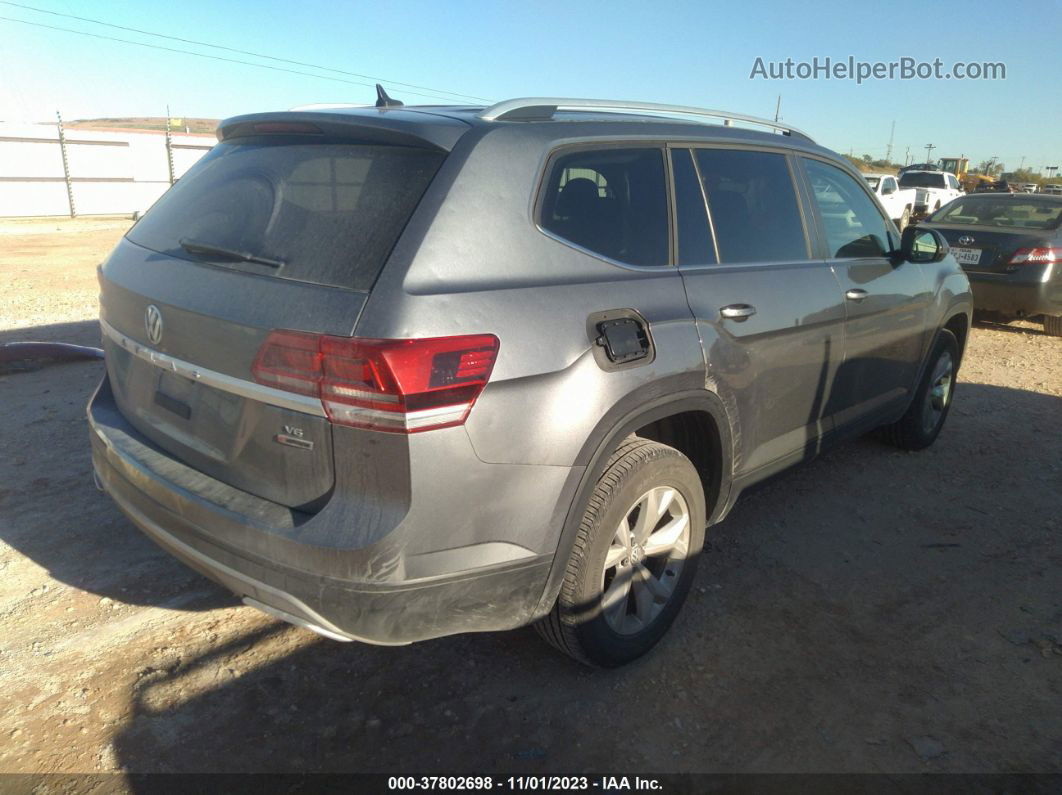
top-left (89, 93), bottom-right (972, 667)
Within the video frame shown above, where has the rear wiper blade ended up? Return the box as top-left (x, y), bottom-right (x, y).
top-left (178, 238), bottom-right (284, 269)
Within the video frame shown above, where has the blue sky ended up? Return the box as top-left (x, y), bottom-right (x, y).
top-left (1, 0), bottom-right (1059, 172)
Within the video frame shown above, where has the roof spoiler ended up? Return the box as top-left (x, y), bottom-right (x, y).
top-left (217, 109), bottom-right (469, 151)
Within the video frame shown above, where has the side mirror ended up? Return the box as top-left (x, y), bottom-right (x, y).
top-left (896, 226), bottom-right (948, 264)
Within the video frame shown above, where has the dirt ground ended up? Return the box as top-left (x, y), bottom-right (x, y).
top-left (0, 218), bottom-right (1059, 779)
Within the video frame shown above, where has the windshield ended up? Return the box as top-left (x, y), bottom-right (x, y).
top-left (899, 172), bottom-right (947, 189)
top-left (864, 177), bottom-right (880, 189)
top-left (931, 198), bottom-right (1062, 229)
top-left (127, 137), bottom-right (445, 290)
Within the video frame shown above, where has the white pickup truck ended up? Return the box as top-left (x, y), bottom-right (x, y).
top-left (897, 169), bottom-right (965, 219)
top-left (864, 173), bottom-right (919, 231)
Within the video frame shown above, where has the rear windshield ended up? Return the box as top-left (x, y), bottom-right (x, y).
top-left (931, 198), bottom-right (1062, 229)
top-left (899, 172), bottom-right (946, 188)
top-left (127, 137), bottom-right (445, 290)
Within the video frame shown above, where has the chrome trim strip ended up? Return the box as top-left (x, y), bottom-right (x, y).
top-left (478, 97), bottom-right (814, 141)
top-left (99, 318), bottom-right (326, 417)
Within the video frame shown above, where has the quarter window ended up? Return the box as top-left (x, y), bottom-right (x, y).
top-left (803, 159), bottom-right (894, 258)
top-left (540, 147), bottom-right (668, 266)
top-left (693, 148), bottom-right (809, 263)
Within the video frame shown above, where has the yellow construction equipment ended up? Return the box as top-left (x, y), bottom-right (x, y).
top-left (938, 156), bottom-right (995, 192)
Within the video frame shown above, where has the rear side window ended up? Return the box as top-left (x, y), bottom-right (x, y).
top-left (127, 138), bottom-right (445, 290)
top-left (693, 148), bottom-right (809, 263)
top-left (540, 147), bottom-right (668, 266)
top-left (803, 159), bottom-right (894, 258)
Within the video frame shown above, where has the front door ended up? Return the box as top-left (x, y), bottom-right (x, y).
top-left (799, 157), bottom-right (931, 429)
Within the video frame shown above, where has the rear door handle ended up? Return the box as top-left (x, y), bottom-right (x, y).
top-left (846, 289), bottom-right (869, 301)
top-left (720, 304), bottom-right (756, 321)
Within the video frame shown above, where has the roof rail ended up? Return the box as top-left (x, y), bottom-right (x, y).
top-left (477, 97), bottom-right (813, 142)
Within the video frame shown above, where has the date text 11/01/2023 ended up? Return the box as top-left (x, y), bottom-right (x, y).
top-left (387, 776), bottom-right (664, 791)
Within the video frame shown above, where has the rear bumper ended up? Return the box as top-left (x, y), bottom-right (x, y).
top-left (88, 375), bottom-right (560, 645)
top-left (967, 269), bottom-right (1062, 318)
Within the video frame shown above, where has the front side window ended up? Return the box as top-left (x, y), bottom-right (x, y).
top-left (803, 159), bottom-right (894, 259)
top-left (693, 148), bottom-right (809, 263)
top-left (540, 147), bottom-right (668, 266)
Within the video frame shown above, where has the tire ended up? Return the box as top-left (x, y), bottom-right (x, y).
top-left (881, 330), bottom-right (958, 451)
top-left (1043, 315), bottom-right (1062, 337)
top-left (896, 207), bottom-right (910, 233)
top-left (535, 438), bottom-right (706, 667)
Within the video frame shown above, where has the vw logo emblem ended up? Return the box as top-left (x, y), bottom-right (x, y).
top-left (958, 236), bottom-right (975, 246)
top-left (145, 304), bottom-right (163, 346)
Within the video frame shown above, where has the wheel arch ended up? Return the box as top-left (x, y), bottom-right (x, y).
top-left (533, 389), bottom-right (734, 618)
top-left (944, 311), bottom-right (969, 363)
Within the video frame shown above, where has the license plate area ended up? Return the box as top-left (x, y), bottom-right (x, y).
top-left (154, 369), bottom-right (196, 420)
top-left (952, 247), bottom-right (982, 265)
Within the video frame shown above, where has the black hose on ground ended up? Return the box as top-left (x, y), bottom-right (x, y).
top-left (0, 341), bottom-right (104, 373)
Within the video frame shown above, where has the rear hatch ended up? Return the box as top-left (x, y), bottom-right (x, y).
top-left (925, 196), bottom-right (1062, 275)
top-left (98, 112), bottom-right (462, 509)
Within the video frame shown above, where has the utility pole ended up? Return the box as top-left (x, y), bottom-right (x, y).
top-left (885, 120), bottom-right (895, 164)
top-left (904, 146), bottom-right (911, 166)
top-left (165, 105), bottom-right (176, 186)
top-left (773, 95), bottom-right (781, 123)
top-left (1019, 155), bottom-right (1026, 171)
top-left (924, 143), bottom-right (936, 165)
top-left (56, 110), bottom-right (76, 218)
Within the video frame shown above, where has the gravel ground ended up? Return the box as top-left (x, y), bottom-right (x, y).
top-left (0, 218), bottom-right (1059, 778)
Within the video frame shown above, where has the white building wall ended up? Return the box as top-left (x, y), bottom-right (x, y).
top-left (0, 123), bottom-right (214, 217)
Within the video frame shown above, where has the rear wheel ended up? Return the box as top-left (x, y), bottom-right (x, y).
top-left (881, 330), bottom-right (958, 450)
top-left (1043, 315), bottom-right (1062, 337)
top-left (896, 207), bottom-right (911, 233)
top-left (535, 438), bottom-right (706, 667)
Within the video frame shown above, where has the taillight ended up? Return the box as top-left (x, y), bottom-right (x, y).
top-left (1008, 247), bottom-right (1062, 265)
top-left (252, 332), bottom-right (499, 433)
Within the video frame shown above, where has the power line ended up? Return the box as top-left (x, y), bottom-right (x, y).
top-left (0, 15), bottom-right (483, 104)
top-left (1, 1), bottom-right (490, 102)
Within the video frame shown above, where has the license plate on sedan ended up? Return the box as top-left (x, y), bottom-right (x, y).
top-left (951, 247), bottom-right (982, 265)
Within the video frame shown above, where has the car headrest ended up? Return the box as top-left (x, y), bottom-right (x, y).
top-left (555, 177), bottom-right (601, 219)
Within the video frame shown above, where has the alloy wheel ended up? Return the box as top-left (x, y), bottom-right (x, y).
top-left (600, 486), bottom-right (691, 635)
top-left (922, 350), bottom-right (954, 434)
